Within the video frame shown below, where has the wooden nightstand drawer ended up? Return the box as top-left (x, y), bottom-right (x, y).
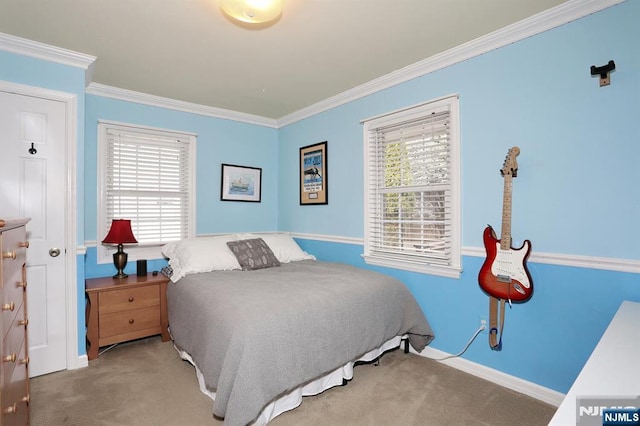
top-left (99, 305), bottom-right (161, 339)
top-left (99, 285), bottom-right (159, 314)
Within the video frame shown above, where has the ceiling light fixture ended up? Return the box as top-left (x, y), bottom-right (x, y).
top-left (220, 0), bottom-right (282, 25)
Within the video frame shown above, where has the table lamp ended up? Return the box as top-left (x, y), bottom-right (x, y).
top-left (102, 219), bottom-right (137, 279)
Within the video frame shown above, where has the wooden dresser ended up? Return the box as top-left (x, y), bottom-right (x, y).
top-left (0, 218), bottom-right (30, 425)
top-left (85, 273), bottom-right (170, 360)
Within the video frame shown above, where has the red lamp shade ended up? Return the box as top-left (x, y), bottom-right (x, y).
top-left (102, 219), bottom-right (137, 279)
top-left (102, 219), bottom-right (137, 245)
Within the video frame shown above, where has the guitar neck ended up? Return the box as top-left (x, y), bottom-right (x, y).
top-left (500, 174), bottom-right (513, 250)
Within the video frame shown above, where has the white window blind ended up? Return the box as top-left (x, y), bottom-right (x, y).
top-left (97, 121), bottom-right (196, 262)
top-left (363, 96), bottom-right (461, 277)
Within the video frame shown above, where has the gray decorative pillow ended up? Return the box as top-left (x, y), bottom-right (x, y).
top-left (226, 238), bottom-right (281, 271)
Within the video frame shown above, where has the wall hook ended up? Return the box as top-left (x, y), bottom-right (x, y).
top-left (590, 60), bottom-right (615, 87)
top-left (28, 143), bottom-right (37, 155)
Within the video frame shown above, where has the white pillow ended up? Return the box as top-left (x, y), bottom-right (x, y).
top-left (234, 233), bottom-right (315, 263)
top-left (161, 235), bottom-right (241, 282)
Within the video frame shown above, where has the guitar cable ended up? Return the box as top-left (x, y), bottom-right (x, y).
top-left (430, 323), bottom-right (486, 361)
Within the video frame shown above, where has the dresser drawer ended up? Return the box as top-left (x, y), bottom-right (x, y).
top-left (1, 263), bottom-right (26, 315)
top-left (99, 285), bottom-right (159, 314)
top-left (1, 340), bottom-right (29, 425)
top-left (99, 305), bottom-right (161, 340)
top-left (1, 225), bottom-right (28, 264)
top-left (1, 226), bottom-right (27, 285)
top-left (1, 258), bottom-right (21, 293)
top-left (1, 283), bottom-right (23, 334)
top-left (2, 303), bottom-right (27, 382)
top-left (2, 295), bottom-right (24, 342)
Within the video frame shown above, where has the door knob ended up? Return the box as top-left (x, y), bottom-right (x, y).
top-left (49, 248), bottom-right (61, 257)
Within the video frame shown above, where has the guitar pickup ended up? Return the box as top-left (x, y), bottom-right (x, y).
top-left (497, 274), bottom-right (512, 283)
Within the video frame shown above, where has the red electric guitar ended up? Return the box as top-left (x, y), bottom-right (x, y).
top-left (478, 147), bottom-right (533, 302)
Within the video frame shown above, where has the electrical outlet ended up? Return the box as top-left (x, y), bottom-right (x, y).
top-left (479, 316), bottom-right (488, 334)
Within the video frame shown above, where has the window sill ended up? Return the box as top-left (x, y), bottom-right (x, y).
top-left (362, 254), bottom-right (461, 279)
top-left (97, 245), bottom-right (165, 265)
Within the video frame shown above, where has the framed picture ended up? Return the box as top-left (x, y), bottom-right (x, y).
top-left (300, 141), bottom-right (328, 205)
top-left (220, 163), bottom-right (262, 202)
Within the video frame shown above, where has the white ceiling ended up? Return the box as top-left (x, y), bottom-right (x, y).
top-left (0, 0), bottom-right (570, 120)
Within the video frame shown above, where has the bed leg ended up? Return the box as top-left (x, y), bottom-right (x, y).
top-left (403, 339), bottom-right (409, 354)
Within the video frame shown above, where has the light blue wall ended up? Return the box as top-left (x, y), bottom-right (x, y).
top-left (282, 1), bottom-right (640, 394)
top-left (84, 95), bottom-right (279, 244)
top-left (280, 2), bottom-right (640, 259)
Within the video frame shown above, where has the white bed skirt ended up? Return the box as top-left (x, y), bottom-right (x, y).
top-left (174, 335), bottom-right (404, 425)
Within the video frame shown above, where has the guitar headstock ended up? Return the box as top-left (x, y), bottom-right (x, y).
top-left (500, 146), bottom-right (520, 178)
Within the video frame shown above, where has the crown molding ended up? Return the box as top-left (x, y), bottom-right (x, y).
top-left (0, 32), bottom-right (96, 86)
top-left (1, 1), bottom-right (624, 127)
top-left (276, 0), bottom-right (625, 127)
top-left (86, 82), bottom-right (278, 128)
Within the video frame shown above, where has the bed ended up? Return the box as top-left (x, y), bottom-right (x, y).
top-left (162, 233), bottom-right (434, 426)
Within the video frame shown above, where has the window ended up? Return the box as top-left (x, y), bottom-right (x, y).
top-left (362, 95), bottom-right (461, 278)
top-left (97, 121), bottom-right (196, 263)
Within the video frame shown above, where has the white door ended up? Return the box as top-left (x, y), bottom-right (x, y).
top-left (0, 90), bottom-right (68, 377)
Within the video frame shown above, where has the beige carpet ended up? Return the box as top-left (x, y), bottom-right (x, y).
top-left (30, 336), bottom-right (556, 425)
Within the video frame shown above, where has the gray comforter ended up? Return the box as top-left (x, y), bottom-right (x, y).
top-left (167, 260), bottom-right (434, 425)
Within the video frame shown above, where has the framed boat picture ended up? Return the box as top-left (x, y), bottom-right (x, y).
top-left (220, 163), bottom-right (262, 202)
top-left (300, 141), bottom-right (328, 205)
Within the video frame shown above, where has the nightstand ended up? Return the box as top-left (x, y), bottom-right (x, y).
top-left (85, 273), bottom-right (170, 360)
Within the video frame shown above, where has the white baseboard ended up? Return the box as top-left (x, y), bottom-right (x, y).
top-left (73, 354), bottom-right (89, 370)
top-left (414, 346), bottom-right (565, 407)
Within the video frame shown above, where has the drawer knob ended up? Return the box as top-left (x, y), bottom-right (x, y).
top-left (2, 302), bottom-right (15, 312)
top-left (128, 296), bottom-right (134, 302)
top-left (16, 280), bottom-right (27, 289)
top-left (19, 240), bottom-right (29, 248)
top-left (19, 318), bottom-right (29, 327)
top-left (129, 319), bottom-right (135, 324)
top-left (21, 394), bottom-right (30, 404)
top-left (3, 353), bottom-right (16, 363)
top-left (2, 251), bottom-right (16, 260)
top-left (4, 403), bottom-right (17, 414)
top-left (20, 356), bottom-right (29, 366)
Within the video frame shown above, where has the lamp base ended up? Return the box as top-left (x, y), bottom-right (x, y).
top-left (112, 244), bottom-right (129, 279)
